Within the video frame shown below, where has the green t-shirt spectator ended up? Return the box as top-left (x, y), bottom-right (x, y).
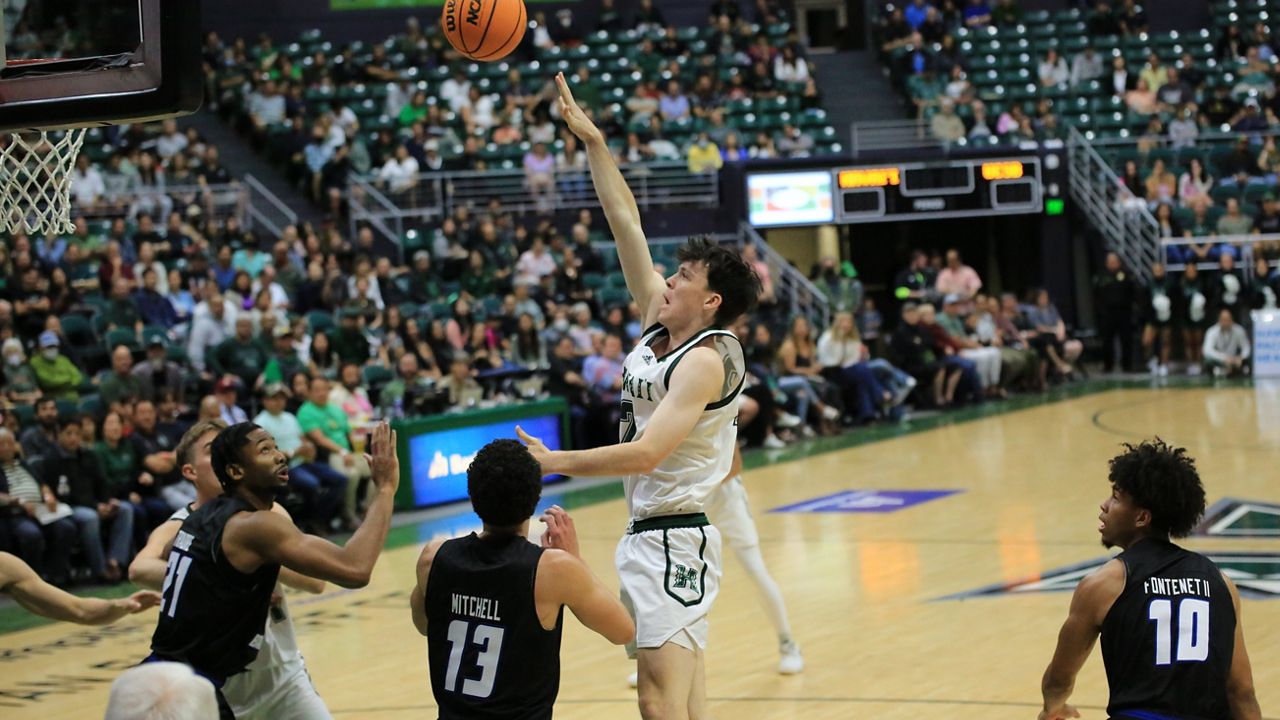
top-left (30, 352), bottom-right (83, 399)
top-left (104, 297), bottom-right (141, 330)
top-left (399, 102), bottom-right (428, 128)
top-left (297, 401), bottom-right (352, 452)
top-left (936, 312), bottom-right (969, 340)
top-left (99, 371), bottom-right (143, 406)
top-left (211, 337), bottom-right (271, 387)
top-left (93, 439), bottom-right (139, 498)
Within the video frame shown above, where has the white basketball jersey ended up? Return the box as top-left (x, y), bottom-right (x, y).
top-left (620, 323), bottom-right (745, 520)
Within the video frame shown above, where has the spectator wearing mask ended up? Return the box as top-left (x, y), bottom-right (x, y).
top-left (43, 417), bottom-right (133, 583)
top-left (2, 338), bottom-right (40, 407)
top-left (1202, 309), bottom-right (1250, 376)
top-left (30, 331), bottom-right (83, 400)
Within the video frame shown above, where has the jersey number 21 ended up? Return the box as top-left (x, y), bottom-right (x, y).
top-left (159, 552), bottom-right (193, 619)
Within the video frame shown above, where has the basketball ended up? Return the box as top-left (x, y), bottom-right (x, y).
top-left (441, 0), bottom-right (527, 62)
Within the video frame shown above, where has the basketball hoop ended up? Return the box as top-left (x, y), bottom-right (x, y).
top-left (0, 60), bottom-right (87, 236)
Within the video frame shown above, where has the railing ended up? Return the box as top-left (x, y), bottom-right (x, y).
top-left (1159, 234), bottom-right (1279, 274)
top-left (74, 177), bottom-right (297, 242)
top-left (849, 119), bottom-right (942, 157)
top-left (590, 226), bottom-right (830, 332)
top-left (347, 161), bottom-right (720, 247)
top-left (243, 174), bottom-right (299, 240)
top-left (1067, 125), bottom-right (1161, 283)
top-left (740, 222), bottom-right (831, 329)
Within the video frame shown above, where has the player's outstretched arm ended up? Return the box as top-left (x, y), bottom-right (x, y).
top-left (228, 423), bottom-right (400, 589)
top-left (1223, 573), bottom-right (1262, 720)
top-left (541, 549), bottom-right (634, 645)
top-left (518, 347), bottom-right (724, 478)
top-left (1, 552), bottom-right (161, 625)
top-left (130, 520), bottom-right (182, 589)
top-left (1038, 559), bottom-right (1123, 720)
top-left (555, 72), bottom-right (666, 326)
top-left (270, 503), bottom-right (326, 594)
top-left (536, 506), bottom-right (633, 644)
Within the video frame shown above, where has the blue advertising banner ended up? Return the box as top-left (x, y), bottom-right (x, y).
top-left (769, 489), bottom-right (960, 514)
top-left (404, 412), bottom-right (563, 508)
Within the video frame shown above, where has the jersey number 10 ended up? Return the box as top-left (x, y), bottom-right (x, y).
top-left (444, 620), bottom-right (505, 698)
top-left (1147, 597), bottom-right (1210, 665)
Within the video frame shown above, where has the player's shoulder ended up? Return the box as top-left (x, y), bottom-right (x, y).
top-left (535, 548), bottom-right (588, 597)
top-left (1076, 557), bottom-right (1127, 604)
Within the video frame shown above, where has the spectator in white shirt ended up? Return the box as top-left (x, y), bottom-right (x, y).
top-left (379, 145), bottom-right (419, 194)
top-left (70, 155), bottom-right (106, 209)
top-left (154, 119), bottom-right (188, 160)
top-left (516, 236), bottom-right (559, 287)
top-left (1038, 49), bottom-right (1069, 87)
top-left (439, 70), bottom-right (472, 114)
top-left (1070, 46), bottom-right (1104, 88)
top-left (246, 79), bottom-right (286, 133)
top-left (1202, 309), bottom-right (1250, 376)
top-left (773, 47), bottom-right (811, 83)
top-left (461, 87), bottom-right (497, 133)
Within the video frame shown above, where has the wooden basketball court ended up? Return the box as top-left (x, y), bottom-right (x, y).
top-left (3, 385), bottom-right (1278, 719)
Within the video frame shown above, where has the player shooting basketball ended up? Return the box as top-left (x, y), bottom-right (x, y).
top-left (516, 72), bottom-right (760, 720)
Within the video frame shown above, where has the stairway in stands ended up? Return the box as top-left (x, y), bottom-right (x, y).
top-left (184, 111), bottom-right (325, 229)
top-left (811, 50), bottom-right (909, 131)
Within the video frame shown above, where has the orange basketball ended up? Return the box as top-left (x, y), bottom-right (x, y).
top-left (441, 0), bottom-right (527, 62)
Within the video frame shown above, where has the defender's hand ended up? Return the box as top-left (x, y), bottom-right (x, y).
top-left (366, 422), bottom-right (400, 494)
top-left (540, 505), bottom-right (580, 558)
top-left (515, 425), bottom-right (555, 474)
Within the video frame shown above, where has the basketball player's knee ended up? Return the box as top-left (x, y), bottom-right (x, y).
top-left (637, 692), bottom-right (687, 720)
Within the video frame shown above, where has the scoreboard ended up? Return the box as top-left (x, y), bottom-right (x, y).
top-left (746, 156), bottom-right (1045, 227)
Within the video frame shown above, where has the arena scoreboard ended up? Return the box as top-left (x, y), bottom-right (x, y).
top-left (747, 156), bottom-right (1044, 227)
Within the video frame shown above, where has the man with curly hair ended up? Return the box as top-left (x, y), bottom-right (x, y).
top-left (410, 439), bottom-right (633, 719)
top-left (1037, 439), bottom-right (1262, 720)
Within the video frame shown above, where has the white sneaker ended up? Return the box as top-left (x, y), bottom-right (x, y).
top-left (1157, 364), bottom-right (1169, 377)
top-left (627, 671), bottom-right (638, 688)
top-left (777, 640), bottom-right (805, 674)
top-left (799, 424), bottom-right (816, 438)
top-left (763, 434), bottom-right (787, 449)
top-left (821, 404), bottom-right (841, 421)
top-left (775, 412), bottom-right (802, 429)
top-left (1187, 364), bottom-right (1201, 376)
top-left (891, 376), bottom-right (918, 406)
top-left (1148, 357), bottom-right (1159, 374)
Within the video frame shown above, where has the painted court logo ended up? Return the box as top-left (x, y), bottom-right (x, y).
top-left (770, 489), bottom-right (960, 514)
top-left (942, 553), bottom-right (1280, 601)
top-left (1195, 498), bottom-right (1280, 538)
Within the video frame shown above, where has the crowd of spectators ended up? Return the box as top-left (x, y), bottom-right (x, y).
top-left (199, 1), bottom-right (833, 214)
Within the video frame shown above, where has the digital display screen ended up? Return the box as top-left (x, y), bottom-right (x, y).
top-left (747, 171), bottom-right (834, 226)
top-left (404, 413), bottom-right (563, 508)
top-left (838, 167), bottom-right (900, 188)
top-left (982, 161), bottom-right (1025, 180)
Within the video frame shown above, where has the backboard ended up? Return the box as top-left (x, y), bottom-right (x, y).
top-left (0, 0), bottom-right (203, 131)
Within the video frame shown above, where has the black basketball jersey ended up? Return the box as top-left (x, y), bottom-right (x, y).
top-left (1101, 538), bottom-right (1235, 720)
top-left (426, 533), bottom-right (563, 720)
top-left (149, 495), bottom-right (280, 684)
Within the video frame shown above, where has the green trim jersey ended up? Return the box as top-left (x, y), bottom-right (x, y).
top-left (620, 323), bottom-right (745, 521)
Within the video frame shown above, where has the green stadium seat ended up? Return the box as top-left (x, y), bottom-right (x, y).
top-left (104, 328), bottom-right (140, 353)
top-left (307, 310), bottom-right (335, 334)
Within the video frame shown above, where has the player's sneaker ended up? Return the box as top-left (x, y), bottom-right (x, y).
top-left (778, 640), bottom-right (805, 674)
top-left (627, 671), bottom-right (638, 688)
top-left (775, 411), bottom-right (802, 429)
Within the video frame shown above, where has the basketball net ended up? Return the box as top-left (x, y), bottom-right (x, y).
top-left (0, 127), bottom-right (87, 236)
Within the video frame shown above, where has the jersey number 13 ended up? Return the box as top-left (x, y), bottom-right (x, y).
top-left (443, 619), bottom-right (506, 698)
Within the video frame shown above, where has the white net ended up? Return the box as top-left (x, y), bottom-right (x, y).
top-left (0, 128), bottom-right (87, 236)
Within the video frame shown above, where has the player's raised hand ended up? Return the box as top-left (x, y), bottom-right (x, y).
top-left (555, 72), bottom-right (604, 147)
top-left (539, 505), bottom-right (580, 558)
top-left (119, 590), bottom-right (162, 614)
top-left (366, 421), bottom-right (401, 494)
top-left (515, 425), bottom-right (555, 474)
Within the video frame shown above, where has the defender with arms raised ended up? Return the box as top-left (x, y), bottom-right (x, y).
top-left (517, 72), bottom-right (760, 720)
